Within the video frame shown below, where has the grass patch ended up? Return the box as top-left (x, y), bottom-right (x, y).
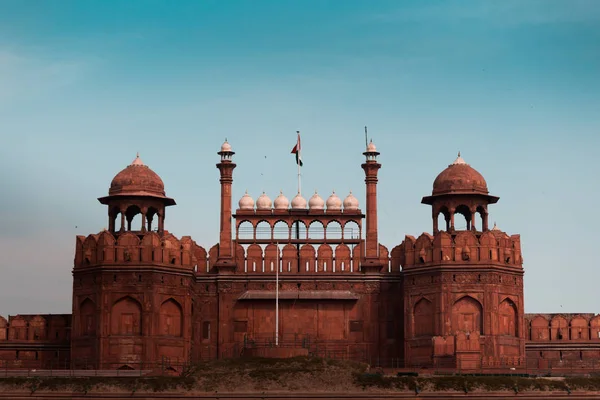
top-left (1, 357), bottom-right (600, 394)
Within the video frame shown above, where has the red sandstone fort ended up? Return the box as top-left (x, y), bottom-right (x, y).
top-left (1, 140), bottom-right (598, 372)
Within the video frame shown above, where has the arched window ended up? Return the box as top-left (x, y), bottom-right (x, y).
top-left (452, 296), bottom-right (483, 334)
top-left (159, 299), bottom-right (183, 337)
top-left (110, 297), bottom-right (142, 335)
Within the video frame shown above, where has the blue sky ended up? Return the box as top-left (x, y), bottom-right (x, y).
top-left (0, 0), bottom-right (599, 315)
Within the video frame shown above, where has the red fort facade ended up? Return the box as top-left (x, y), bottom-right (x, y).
top-left (1, 141), bottom-right (599, 372)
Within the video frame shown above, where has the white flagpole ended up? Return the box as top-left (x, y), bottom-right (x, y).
top-left (296, 131), bottom-right (301, 195)
top-left (275, 242), bottom-right (279, 346)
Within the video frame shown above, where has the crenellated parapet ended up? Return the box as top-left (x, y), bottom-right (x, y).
top-left (74, 230), bottom-right (210, 273)
top-left (224, 241), bottom-right (392, 274)
top-left (391, 229), bottom-right (523, 270)
top-left (526, 313), bottom-right (600, 342)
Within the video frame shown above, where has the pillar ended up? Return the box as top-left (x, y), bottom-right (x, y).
top-left (215, 142), bottom-right (236, 267)
top-left (361, 140), bottom-right (383, 274)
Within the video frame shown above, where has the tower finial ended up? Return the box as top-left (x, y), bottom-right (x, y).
top-left (458, 151), bottom-right (461, 157)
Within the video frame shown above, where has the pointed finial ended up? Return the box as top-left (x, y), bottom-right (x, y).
top-left (458, 151), bottom-right (461, 157)
top-left (136, 151), bottom-right (140, 158)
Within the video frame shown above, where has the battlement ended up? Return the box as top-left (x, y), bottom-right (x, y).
top-left (0, 314), bottom-right (71, 342)
top-left (526, 313), bottom-right (600, 342)
top-left (391, 229), bottom-right (523, 270)
top-left (227, 241), bottom-right (394, 275)
top-left (74, 230), bottom-right (208, 273)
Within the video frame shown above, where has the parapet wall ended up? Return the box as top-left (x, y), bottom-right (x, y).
top-left (391, 230), bottom-right (523, 270)
top-left (526, 314), bottom-right (600, 342)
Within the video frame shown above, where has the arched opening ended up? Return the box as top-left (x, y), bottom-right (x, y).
top-left (79, 298), bottom-right (96, 336)
top-left (125, 205), bottom-right (142, 231)
top-left (326, 221), bottom-right (342, 240)
top-left (414, 298), bottom-right (434, 337)
top-left (308, 221), bottom-right (325, 240)
top-left (476, 205), bottom-right (487, 231)
top-left (110, 206), bottom-right (121, 232)
top-left (499, 298), bottom-right (518, 336)
top-left (291, 220), bottom-right (307, 240)
top-left (159, 299), bottom-right (183, 337)
top-left (110, 296), bottom-right (142, 335)
top-left (272, 221), bottom-right (289, 241)
top-left (255, 221), bottom-right (271, 240)
top-left (147, 207), bottom-right (160, 232)
top-left (436, 206), bottom-right (450, 232)
top-left (237, 221), bottom-right (253, 240)
top-left (452, 296), bottom-right (483, 335)
top-left (343, 221), bottom-right (360, 240)
top-left (118, 364), bottom-right (135, 370)
top-left (454, 205), bottom-right (471, 230)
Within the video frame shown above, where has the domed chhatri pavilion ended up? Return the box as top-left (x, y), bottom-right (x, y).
top-left (0, 140), bottom-right (599, 372)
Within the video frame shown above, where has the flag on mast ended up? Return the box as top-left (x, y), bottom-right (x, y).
top-left (290, 131), bottom-right (303, 167)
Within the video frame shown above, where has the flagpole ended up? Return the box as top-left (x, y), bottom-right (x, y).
top-left (296, 130), bottom-right (301, 195)
top-left (275, 242), bottom-right (279, 346)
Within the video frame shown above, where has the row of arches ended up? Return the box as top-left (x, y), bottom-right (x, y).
top-left (79, 296), bottom-right (183, 337)
top-left (434, 205), bottom-right (489, 232)
top-left (413, 296), bottom-right (518, 338)
top-left (109, 205), bottom-right (164, 233)
top-left (528, 315), bottom-right (600, 341)
top-left (237, 220), bottom-right (361, 241)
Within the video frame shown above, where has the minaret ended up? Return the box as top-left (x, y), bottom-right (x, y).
top-left (361, 138), bottom-right (383, 273)
top-left (215, 139), bottom-right (237, 272)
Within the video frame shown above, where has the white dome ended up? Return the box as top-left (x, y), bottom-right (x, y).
top-left (274, 191), bottom-right (289, 210)
top-left (326, 191), bottom-right (342, 210)
top-left (238, 191), bottom-right (254, 210)
top-left (256, 192), bottom-right (272, 210)
top-left (308, 191), bottom-right (325, 210)
top-left (220, 140), bottom-right (232, 152)
top-left (343, 191), bottom-right (359, 210)
top-left (291, 192), bottom-right (307, 210)
top-left (366, 140), bottom-right (376, 152)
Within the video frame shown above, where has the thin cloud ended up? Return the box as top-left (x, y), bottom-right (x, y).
top-left (0, 49), bottom-right (89, 105)
top-left (369, 0), bottom-right (600, 26)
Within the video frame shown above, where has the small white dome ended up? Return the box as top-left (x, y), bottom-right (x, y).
top-left (326, 191), bottom-right (342, 210)
top-left (291, 192), bottom-right (307, 210)
top-left (366, 140), bottom-right (377, 152)
top-left (221, 140), bottom-right (232, 152)
top-left (256, 192), bottom-right (272, 210)
top-left (274, 191), bottom-right (289, 210)
top-left (491, 222), bottom-right (501, 231)
top-left (343, 191), bottom-right (359, 210)
top-left (308, 191), bottom-right (325, 210)
top-left (238, 191), bottom-right (254, 210)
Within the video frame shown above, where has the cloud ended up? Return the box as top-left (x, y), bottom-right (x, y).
top-left (0, 49), bottom-right (88, 105)
top-left (369, 0), bottom-right (600, 26)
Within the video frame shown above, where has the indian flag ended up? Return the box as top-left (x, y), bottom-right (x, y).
top-left (290, 131), bottom-right (303, 167)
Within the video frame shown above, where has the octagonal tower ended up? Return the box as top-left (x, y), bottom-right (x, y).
top-left (395, 153), bottom-right (525, 371)
top-left (72, 154), bottom-right (199, 370)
